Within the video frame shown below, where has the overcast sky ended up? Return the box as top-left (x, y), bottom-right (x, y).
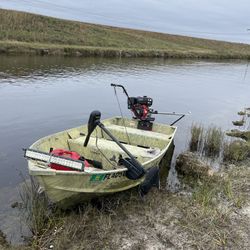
top-left (1, 0), bottom-right (250, 43)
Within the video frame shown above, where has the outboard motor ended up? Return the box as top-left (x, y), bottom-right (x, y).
top-left (111, 83), bottom-right (190, 128)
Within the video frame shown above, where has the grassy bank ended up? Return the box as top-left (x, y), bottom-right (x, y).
top-left (3, 163), bottom-right (249, 250)
top-left (1, 9), bottom-right (250, 59)
top-left (2, 124), bottom-right (250, 249)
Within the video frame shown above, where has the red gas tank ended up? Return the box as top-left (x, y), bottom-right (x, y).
top-left (50, 149), bottom-right (89, 171)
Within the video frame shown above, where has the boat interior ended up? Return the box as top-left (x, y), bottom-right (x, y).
top-left (31, 117), bottom-right (176, 170)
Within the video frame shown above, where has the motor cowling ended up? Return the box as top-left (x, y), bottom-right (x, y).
top-left (127, 96), bottom-right (155, 122)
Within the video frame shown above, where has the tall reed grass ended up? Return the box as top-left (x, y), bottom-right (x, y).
top-left (189, 124), bottom-right (249, 162)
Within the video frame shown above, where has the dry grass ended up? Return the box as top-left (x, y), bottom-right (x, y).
top-left (1, 9), bottom-right (250, 58)
top-left (18, 177), bottom-right (63, 249)
top-left (189, 124), bottom-right (224, 158)
top-left (190, 124), bottom-right (250, 164)
top-left (11, 161), bottom-right (249, 250)
top-left (223, 140), bottom-right (250, 162)
top-left (4, 124), bottom-right (249, 249)
top-left (189, 124), bottom-right (204, 152)
top-left (203, 126), bottom-right (224, 157)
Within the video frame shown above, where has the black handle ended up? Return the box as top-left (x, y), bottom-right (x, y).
top-left (84, 110), bottom-right (101, 147)
top-left (110, 83), bottom-right (130, 98)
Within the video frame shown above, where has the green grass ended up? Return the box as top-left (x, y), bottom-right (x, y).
top-left (223, 140), bottom-right (250, 162)
top-left (1, 8), bottom-right (250, 58)
top-left (203, 126), bottom-right (224, 157)
top-left (189, 123), bottom-right (204, 152)
top-left (189, 124), bottom-right (224, 158)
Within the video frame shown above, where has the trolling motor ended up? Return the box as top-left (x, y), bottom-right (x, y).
top-left (111, 83), bottom-right (190, 130)
top-left (84, 111), bottom-right (145, 180)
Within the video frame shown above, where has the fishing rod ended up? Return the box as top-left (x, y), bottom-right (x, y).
top-left (111, 83), bottom-right (190, 129)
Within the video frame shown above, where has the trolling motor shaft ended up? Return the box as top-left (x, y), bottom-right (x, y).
top-left (84, 110), bottom-right (145, 180)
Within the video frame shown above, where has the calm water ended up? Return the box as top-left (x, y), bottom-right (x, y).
top-left (0, 55), bottom-right (250, 243)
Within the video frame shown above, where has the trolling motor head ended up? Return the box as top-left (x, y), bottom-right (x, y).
top-left (84, 110), bottom-right (101, 147)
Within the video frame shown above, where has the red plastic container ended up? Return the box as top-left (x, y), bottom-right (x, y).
top-left (49, 149), bottom-right (88, 171)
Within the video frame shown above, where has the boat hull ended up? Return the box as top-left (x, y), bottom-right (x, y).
top-left (27, 117), bottom-right (176, 207)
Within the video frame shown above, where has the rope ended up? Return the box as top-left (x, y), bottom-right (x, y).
top-left (243, 61), bottom-right (249, 81)
top-left (95, 130), bottom-right (117, 169)
top-left (113, 86), bottom-right (131, 145)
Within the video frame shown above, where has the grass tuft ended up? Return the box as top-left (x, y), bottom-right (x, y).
top-left (189, 123), bottom-right (204, 152)
top-left (203, 126), bottom-right (224, 157)
top-left (19, 177), bottom-right (62, 248)
top-left (189, 124), bottom-right (224, 158)
top-left (223, 140), bottom-right (249, 163)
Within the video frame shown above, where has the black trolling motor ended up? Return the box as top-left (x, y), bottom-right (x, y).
top-left (84, 110), bottom-right (145, 180)
top-left (111, 83), bottom-right (190, 130)
top-left (83, 110), bottom-right (160, 196)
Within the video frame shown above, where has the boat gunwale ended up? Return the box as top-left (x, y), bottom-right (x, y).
top-left (28, 116), bottom-right (177, 176)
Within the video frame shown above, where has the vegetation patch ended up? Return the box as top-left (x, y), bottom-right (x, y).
top-left (12, 161), bottom-right (249, 250)
top-left (0, 230), bottom-right (9, 249)
top-left (189, 123), bottom-right (204, 152)
top-left (189, 124), bottom-right (224, 158)
top-left (203, 126), bottom-right (224, 157)
top-left (1, 9), bottom-right (250, 58)
top-left (223, 140), bottom-right (250, 162)
top-left (232, 120), bottom-right (244, 126)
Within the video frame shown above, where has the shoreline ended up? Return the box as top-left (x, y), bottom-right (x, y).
top-left (1, 41), bottom-right (250, 59)
top-left (1, 9), bottom-right (250, 60)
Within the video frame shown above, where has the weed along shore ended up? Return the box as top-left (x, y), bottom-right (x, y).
top-left (1, 9), bottom-right (250, 59)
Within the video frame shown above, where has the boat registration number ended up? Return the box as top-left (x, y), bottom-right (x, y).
top-left (90, 172), bottom-right (125, 182)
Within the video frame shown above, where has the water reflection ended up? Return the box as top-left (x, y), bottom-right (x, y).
top-left (0, 55), bottom-right (249, 188)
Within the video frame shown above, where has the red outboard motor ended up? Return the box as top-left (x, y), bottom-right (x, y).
top-left (111, 83), bottom-right (155, 130)
top-left (128, 96), bottom-right (154, 119)
top-left (111, 83), bottom-right (189, 130)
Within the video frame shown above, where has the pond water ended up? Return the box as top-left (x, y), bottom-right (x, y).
top-left (0, 55), bottom-right (249, 244)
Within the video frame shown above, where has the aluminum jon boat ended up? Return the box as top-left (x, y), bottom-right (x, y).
top-left (24, 84), bottom-right (186, 207)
